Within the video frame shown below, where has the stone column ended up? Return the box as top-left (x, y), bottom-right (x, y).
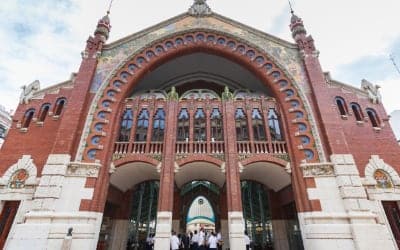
top-left (298, 155), bottom-right (396, 250)
top-left (154, 99), bottom-right (178, 250)
top-left (222, 100), bottom-right (245, 250)
top-left (5, 154), bottom-right (103, 250)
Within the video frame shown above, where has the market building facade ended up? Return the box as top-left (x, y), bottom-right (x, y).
top-left (0, 1), bottom-right (399, 249)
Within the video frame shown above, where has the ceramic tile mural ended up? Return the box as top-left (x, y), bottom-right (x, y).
top-left (90, 14), bottom-right (309, 94)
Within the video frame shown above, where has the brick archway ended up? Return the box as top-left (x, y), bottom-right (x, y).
top-left (80, 31), bottom-right (321, 165)
top-left (78, 30), bottom-right (324, 213)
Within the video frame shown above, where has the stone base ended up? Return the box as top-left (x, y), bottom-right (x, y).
top-left (228, 211), bottom-right (245, 250)
top-left (154, 211), bottom-right (172, 250)
top-left (5, 211), bottom-right (103, 250)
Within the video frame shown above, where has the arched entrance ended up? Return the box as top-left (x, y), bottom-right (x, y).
top-left (240, 161), bottom-right (304, 250)
top-left (98, 161), bottom-right (160, 250)
top-left (181, 181), bottom-right (220, 233)
top-left (90, 30), bottom-right (316, 250)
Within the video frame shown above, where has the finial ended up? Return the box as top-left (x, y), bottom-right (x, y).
top-left (288, 0), bottom-right (294, 14)
top-left (94, 3), bottom-right (112, 42)
top-left (188, 0), bottom-right (212, 17)
top-left (107, 0), bottom-right (114, 15)
top-left (221, 86), bottom-right (233, 101)
top-left (167, 86), bottom-right (179, 101)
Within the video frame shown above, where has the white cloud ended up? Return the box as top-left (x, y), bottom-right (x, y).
top-left (0, 0), bottom-right (399, 114)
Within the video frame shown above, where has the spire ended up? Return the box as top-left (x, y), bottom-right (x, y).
top-left (188, 0), bottom-right (212, 17)
top-left (288, 1), bottom-right (306, 39)
top-left (94, 11), bottom-right (111, 42)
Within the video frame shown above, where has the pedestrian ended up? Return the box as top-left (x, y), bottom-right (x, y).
top-left (207, 232), bottom-right (218, 250)
top-left (244, 231), bottom-right (250, 250)
top-left (171, 231), bottom-right (180, 250)
top-left (198, 228), bottom-right (206, 250)
top-left (216, 230), bottom-right (223, 250)
top-left (192, 230), bottom-right (199, 250)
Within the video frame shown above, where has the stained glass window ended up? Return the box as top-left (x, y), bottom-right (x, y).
top-left (135, 109), bottom-right (149, 141)
top-left (152, 108), bottom-right (165, 141)
top-left (210, 108), bottom-right (223, 141)
top-left (252, 109), bottom-right (266, 141)
top-left (177, 108), bottom-right (190, 141)
top-left (118, 109), bottom-right (133, 142)
top-left (235, 108), bottom-right (248, 141)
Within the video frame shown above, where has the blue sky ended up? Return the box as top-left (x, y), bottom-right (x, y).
top-left (0, 0), bottom-right (399, 115)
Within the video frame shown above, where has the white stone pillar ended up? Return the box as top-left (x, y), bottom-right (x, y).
top-left (154, 211), bottom-right (172, 250)
top-left (228, 211), bottom-right (245, 250)
top-left (5, 154), bottom-right (104, 250)
top-left (297, 155), bottom-right (397, 250)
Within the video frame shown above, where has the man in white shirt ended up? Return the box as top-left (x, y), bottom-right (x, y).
top-left (171, 231), bottom-right (180, 250)
top-left (198, 228), bottom-right (205, 249)
top-left (207, 232), bottom-right (218, 250)
top-left (244, 230), bottom-right (251, 250)
top-left (216, 230), bottom-right (222, 250)
top-left (192, 230), bottom-right (199, 250)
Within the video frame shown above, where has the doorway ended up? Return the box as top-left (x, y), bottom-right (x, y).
top-left (382, 201), bottom-right (400, 247)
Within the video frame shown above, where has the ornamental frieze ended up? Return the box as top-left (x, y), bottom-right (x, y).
top-left (301, 162), bottom-right (335, 177)
top-left (67, 162), bottom-right (101, 178)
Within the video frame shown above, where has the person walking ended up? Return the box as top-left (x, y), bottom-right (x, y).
top-left (216, 230), bottom-right (223, 250)
top-left (198, 228), bottom-right (206, 250)
top-left (192, 230), bottom-right (199, 250)
top-left (171, 231), bottom-right (181, 250)
top-left (244, 231), bottom-right (251, 250)
top-left (207, 232), bottom-right (218, 250)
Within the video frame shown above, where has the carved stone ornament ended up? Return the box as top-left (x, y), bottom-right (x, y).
top-left (20, 80), bottom-right (40, 104)
top-left (188, 0), bottom-right (212, 17)
top-left (301, 162), bottom-right (334, 177)
top-left (0, 155), bottom-right (38, 187)
top-left (361, 79), bottom-right (382, 104)
top-left (67, 162), bottom-right (101, 177)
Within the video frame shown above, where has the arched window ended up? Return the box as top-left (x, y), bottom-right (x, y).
top-left (54, 98), bottom-right (66, 116)
top-left (118, 108), bottom-right (133, 142)
top-left (268, 108), bottom-right (283, 141)
top-left (210, 108), bottom-right (223, 141)
top-left (366, 108), bottom-right (380, 128)
top-left (177, 108), bottom-right (189, 141)
top-left (252, 109), bottom-right (266, 140)
top-left (335, 97), bottom-right (347, 116)
top-left (135, 109), bottom-right (149, 141)
top-left (235, 108), bottom-right (249, 141)
top-left (38, 103), bottom-right (51, 122)
top-left (152, 108), bottom-right (165, 141)
top-left (194, 108), bottom-right (206, 141)
top-left (350, 103), bottom-right (363, 121)
top-left (22, 109), bottom-right (35, 128)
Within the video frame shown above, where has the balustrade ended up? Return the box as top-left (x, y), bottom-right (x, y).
top-left (114, 139), bottom-right (285, 156)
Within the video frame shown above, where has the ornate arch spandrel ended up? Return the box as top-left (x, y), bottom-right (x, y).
top-left (0, 155), bottom-right (38, 187)
top-left (77, 31), bottom-right (325, 164)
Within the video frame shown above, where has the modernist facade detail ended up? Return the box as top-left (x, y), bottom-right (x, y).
top-left (0, 2), bottom-right (399, 250)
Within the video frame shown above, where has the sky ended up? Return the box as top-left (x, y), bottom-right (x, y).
top-left (0, 0), bottom-right (399, 116)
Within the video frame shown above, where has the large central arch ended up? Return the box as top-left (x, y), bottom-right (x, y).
top-left (79, 30), bottom-right (322, 164)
